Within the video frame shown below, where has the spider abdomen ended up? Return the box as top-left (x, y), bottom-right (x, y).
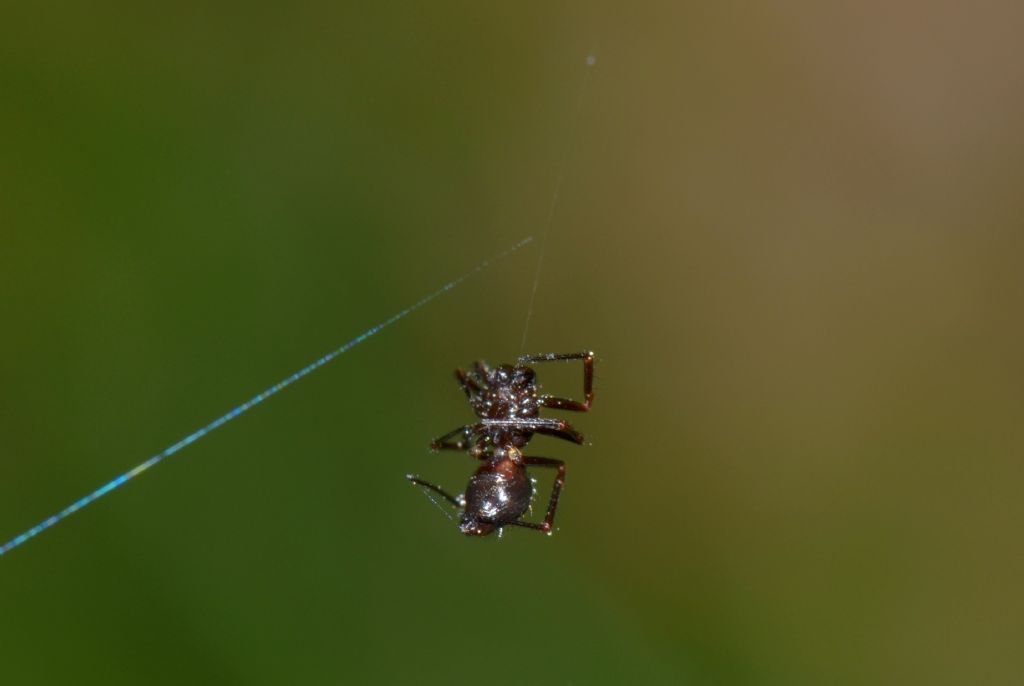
top-left (460, 464), bottom-right (533, 535)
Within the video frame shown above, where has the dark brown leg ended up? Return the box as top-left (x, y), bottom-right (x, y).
top-left (455, 368), bottom-right (482, 399)
top-left (473, 360), bottom-right (493, 382)
top-left (518, 351), bottom-right (594, 411)
top-left (535, 424), bottom-right (584, 445)
top-left (406, 475), bottom-right (463, 508)
top-left (509, 456), bottom-right (565, 534)
top-left (429, 424), bottom-right (483, 451)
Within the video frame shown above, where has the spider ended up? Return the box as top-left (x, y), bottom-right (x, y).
top-left (407, 351), bottom-right (594, 536)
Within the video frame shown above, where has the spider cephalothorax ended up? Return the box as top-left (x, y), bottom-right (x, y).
top-left (408, 351), bottom-right (594, 536)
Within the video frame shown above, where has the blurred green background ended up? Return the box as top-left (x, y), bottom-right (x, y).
top-left (2, 2), bottom-right (1023, 684)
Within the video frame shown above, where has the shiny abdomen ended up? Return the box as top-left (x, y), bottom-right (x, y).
top-left (464, 465), bottom-right (533, 525)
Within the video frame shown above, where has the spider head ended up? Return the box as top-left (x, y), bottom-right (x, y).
top-left (459, 515), bottom-right (496, 536)
top-left (494, 364), bottom-right (535, 389)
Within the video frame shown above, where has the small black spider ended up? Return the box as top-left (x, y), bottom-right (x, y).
top-left (407, 351), bottom-right (594, 536)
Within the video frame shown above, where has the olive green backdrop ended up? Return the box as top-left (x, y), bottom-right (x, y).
top-left (2, 2), bottom-right (1022, 684)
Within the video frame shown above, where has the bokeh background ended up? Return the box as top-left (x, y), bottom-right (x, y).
top-left (2, 2), bottom-right (1023, 684)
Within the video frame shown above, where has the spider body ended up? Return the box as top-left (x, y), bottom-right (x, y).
top-left (408, 351), bottom-right (594, 536)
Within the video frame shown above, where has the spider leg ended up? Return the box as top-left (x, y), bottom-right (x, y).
top-left (473, 360), bottom-right (492, 386)
top-left (534, 423), bottom-right (584, 445)
top-left (507, 456), bottom-right (565, 534)
top-left (406, 475), bottom-right (464, 508)
top-left (430, 423), bottom-right (485, 452)
top-left (455, 368), bottom-right (482, 399)
top-left (518, 351), bottom-right (594, 411)
top-left (539, 394), bottom-right (590, 412)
